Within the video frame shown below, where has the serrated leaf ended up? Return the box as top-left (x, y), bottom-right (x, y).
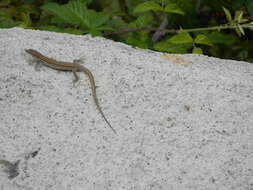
top-left (42, 3), bottom-right (78, 25)
top-left (42, 1), bottom-right (110, 30)
top-left (133, 1), bottom-right (163, 13)
top-left (192, 47), bottom-right (203, 54)
top-left (222, 7), bottom-right (232, 22)
top-left (168, 32), bottom-right (193, 44)
top-left (164, 4), bottom-right (185, 15)
top-left (194, 34), bottom-right (213, 46)
top-left (84, 9), bottom-right (110, 29)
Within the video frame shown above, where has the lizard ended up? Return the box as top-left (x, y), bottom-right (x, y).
top-left (25, 49), bottom-right (117, 134)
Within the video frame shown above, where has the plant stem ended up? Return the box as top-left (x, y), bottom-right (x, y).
top-left (105, 23), bottom-right (253, 36)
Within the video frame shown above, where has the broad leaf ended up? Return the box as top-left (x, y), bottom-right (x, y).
top-left (42, 1), bottom-right (110, 29)
top-left (127, 33), bottom-right (149, 49)
top-left (168, 32), bottom-right (193, 44)
top-left (192, 47), bottom-right (203, 54)
top-left (129, 14), bottom-right (153, 28)
top-left (133, 1), bottom-right (163, 13)
top-left (164, 4), bottom-right (185, 15)
top-left (84, 9), bottom-right (110, 29)
top-left (194, 34), bottom-right (213, 46)
top-left (42, 2), bottom-right (88, 27)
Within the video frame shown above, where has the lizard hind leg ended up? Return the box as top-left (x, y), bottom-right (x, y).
top-left (72, 69), bottom-right (80, 86)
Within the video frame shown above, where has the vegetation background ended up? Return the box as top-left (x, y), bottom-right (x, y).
top-left (1, 0), bottom-right (253, 62)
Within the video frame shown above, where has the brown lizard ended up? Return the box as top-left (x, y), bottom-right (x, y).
top-left (25, 49), bottom-right (116, 134)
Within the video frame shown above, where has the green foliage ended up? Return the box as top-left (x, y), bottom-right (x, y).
top-left (246, 0), bottom-right (253, 18)
top-left (193, 47), bottom-right (203, 54)
top-left (0, 0), bottom-right (37, 28)
top-left (206, 32), bottom-right (239, 45)
top-left (223, 7), bottom-right (233, 22)
top-left (126, 13), bottom-right (153, 48)
top-left (41, 0), bottom-right (112, 35)
top-left (164, 4), bottom-right (185, 15)
top-left (133, 1), bottom-right (185, 15)
top-left (168, 32), bottom-right (193, 44)
top-left (133, 1), bottom-right (163, 13)
top-left (0, 0), bottom-right (253, 62)
top-left (159, 32), bottom-right (213, 54)
top-left (194, 34), bottom-right (213, 47)
top-left (154, 41), bottom-right (192, 53)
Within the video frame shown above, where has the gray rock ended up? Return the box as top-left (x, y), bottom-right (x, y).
top-left (0, 28), bottom-right (252, 190)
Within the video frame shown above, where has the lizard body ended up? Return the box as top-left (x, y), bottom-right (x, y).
top-left (25, 49), bottom-right (116, 134)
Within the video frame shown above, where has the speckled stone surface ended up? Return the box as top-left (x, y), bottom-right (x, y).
top-left (0, 28), bottom-right (252, 190)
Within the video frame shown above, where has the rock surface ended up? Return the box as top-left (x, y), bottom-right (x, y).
top-left (0, 28), bottom-right (252, 190)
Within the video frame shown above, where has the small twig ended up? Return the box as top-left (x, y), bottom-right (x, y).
top-left (104, 22), bottom-right (253, 36)
top-left (152, 14), bottom-right (169, 42)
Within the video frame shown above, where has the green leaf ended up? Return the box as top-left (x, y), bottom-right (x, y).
top-left (154, 41), bottom-right (192, 53)
top-left (206, 32), bottom-right (239, 45)
top-left (133, 1), bottom-right (163, 13)
top-left (222, 7), bottom-right (232, 22)
top-left (230, 0), bottom-right (245, 9)
top-left (234, 10), bottom-right (244, 23)
top-left (42, 1), bottom-right (110, 30)
top-left (129, 14), bottom-right (153, 28)
top-left (95, 25), bottom-right (115, 31)
top-left (42, 2), bottom-right (87, 26)
top-left (84, 9), bottom-right (110, 29)
top-left (168, 32), bottom-right (193, 44)
top-left (0, 15), bottom-right (21, 28)
top-left (192, 47), bottom-right (203, 54)
top-left (126, 24), bottom-right (151, 48)
top-left (127, 34), bottom-right (149, 48)
top-left (19, 12), bottom-right (32, 28)
top-left (246, 0), bottom-right (253, 19)
top-left (236, 24), bottom-right (245, 36)
top-left (79, 0), bottom-right (92, 4)
top-left (164, 4), bottom-right (185, 15)
top-left (194, 34), bottom-right (213, 46)
top-left (86, 29), bottom-right (103, 36)
top-left (38, 25), bottom-right (84, 35)
top-left (248, 22), bottom-right (253, 32)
